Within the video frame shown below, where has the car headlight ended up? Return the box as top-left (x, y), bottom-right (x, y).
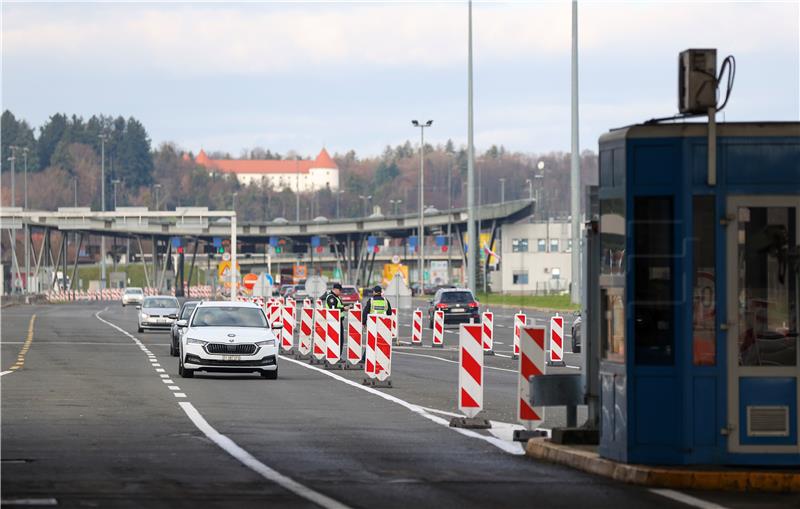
top-left (186, 337), bottom-right (208, 346)
top-left (140, 313), bottom-right (149, 319)
top-left (256, 339), bottom-right (275, 347)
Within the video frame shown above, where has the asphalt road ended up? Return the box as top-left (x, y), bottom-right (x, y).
top-left (2, 302), bottom-right (796, 508)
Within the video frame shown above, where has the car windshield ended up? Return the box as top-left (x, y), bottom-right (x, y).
top-left (143, 297), bottom-right (179, 308)
top-left (126, 288), bottom-right (143, 294)
top-left (180, 303), bottom-right (198, 319)
top-left (440, 291), bottom-right (474, 304)
top-left (190, 306), bottom-right (267, 327)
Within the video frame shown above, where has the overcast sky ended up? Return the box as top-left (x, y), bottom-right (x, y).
top-left (2, 1), bottom-right (798, 158)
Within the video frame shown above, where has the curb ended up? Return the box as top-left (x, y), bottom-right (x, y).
top-left (525, 438), bottom-right (800, 493)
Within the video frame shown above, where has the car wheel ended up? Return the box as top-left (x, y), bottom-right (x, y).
top-left (572, 339), bottom-right (580, 354)
top-left (179, 359), bottom-right (194, 378)
top-left (138, 326), bottom-right (144, 333)
top-left (261, 369), bottom-right (278, 380)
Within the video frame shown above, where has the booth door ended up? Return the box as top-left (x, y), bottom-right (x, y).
top-left (726, 196), bottom-right (799, 454)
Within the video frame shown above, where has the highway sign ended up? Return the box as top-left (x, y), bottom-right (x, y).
top-left (305, 275), bottom-right (327, 299)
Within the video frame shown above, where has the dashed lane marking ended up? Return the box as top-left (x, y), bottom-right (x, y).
top-left (1, 315), bottom-right (36, 376)
top-left (650, 489), bottom-right (730, 509)
top-left (394, 351), bottom-right (518, 374)
top-left (96, 309), bottom-right (353, 509)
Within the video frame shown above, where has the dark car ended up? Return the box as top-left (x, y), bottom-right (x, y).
top-left (571, 312), bottom-right (582, 353)
top-left (170, 300), bottom-right (199, 356)
top-left (427, 288), bottom-right (480, 327)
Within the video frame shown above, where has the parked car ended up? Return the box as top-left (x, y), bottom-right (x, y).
top-left (293, 284), bottom-right (308, 300)
top-left (340, 285), bottom-right (360, 306)
top-left (278, 284), bottom-right (295, 297)
top-left (122, 287), bottom-right (144, 307)
top-left (427, 288), bottom-right (480, 327)
top-left (177, 301), bottom-right (280, 379)
top-left (571, 312), bottom-right (582, 353)
top-left (137, 296), bottom-right (180, 333)
top-left (170, 300), bottom-right (200, 356)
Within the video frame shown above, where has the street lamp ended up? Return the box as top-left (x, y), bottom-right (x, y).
top-left (112, 179), bottom-right (121, 210)
top-left (72, 177), bottom-right (78, 206)
top-left (499, 178), bottom-right (505, 203)
top-left (98, 134), bottom-right (108, 289)
top-left (336, 189), bottom-right (345, 219)
top-left (389, 199), bottom-right (403, 216)
top-left (9, 145), bottom-right (17, 207)
top-left (525, 179), bottom-right (533, 200)
top-left (23, 147), bottom-right (29, 294)
top-left (411, 119), bottom-right (433, 293)
top-left (153, 184), bottom-right (162, 211)
top-left (358, 195), bottom-right (372, 217)
top-left (232, 191), bottom-right (238, 212)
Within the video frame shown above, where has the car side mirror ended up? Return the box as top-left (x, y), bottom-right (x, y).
top-left (168, 314), bottom-right (178, 320)
top-left (271, 322), bottom-right (283, 330)
top-left (176, 319), bottom-right (188, 327)
top-left (136, 305), bottom-right (142, 310)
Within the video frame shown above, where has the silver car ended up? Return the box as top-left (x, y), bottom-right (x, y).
top-left (137, 296), bottom-right (180, 333)
top-left (122, 287), bottom-right (144, 307)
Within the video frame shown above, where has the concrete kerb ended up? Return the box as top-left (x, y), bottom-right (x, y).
top-left (525, 438), bottom-right (800, 493)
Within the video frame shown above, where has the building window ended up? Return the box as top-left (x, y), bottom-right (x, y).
top-left (551, 267), bottom-right (561, 280)
top-left (550, 239), bottom-right (559, 252)
top-left (537, 239), bottom-right (546, 252)
top-left (567, 239), bottom-right (573, 252)
top-left (693, 196), bottom-right (716, 366)
top-left (513, 271), bottom-right (529, 285)
top-left (512, 239), bottom-right (528, 252)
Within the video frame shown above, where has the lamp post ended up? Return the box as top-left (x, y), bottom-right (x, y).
top-left (358, 195), bottom-right (372, 217)
top-left (153, 184), bottom-right (162, 211)
top-left (8, 147), bottom-right (18, 293)
top-left (535, 161), bottom-right (545, 217)
top-left (9, 145), bottom-right (17, 207)
top-left (499, 177), bottom-right (505, 204)
top-left (525, 179), bottom-right (533, 200)
top-left (336, 190), bottom-right (344, 219)
top-left (98, 134), bottom-right (108, 289)
top-left (389, 199), bottom-right (403, 216)
top-left (411, 119), bottom-right (433, 293)
top-left (232, 191), bottom-right (238, 212)
top-left (72, 177), bottom-right (78, 206)
top-left (112, 179), bottom-right (121, 210)
top-left (23, 147), bottom-right (29, 293)
top-left (466, 0), bottom-right (477, 294)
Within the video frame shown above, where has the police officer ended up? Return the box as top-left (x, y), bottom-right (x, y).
top-left (361, 285), bottom-right (392, 327)
top-left (326, 283), bottom-right (346, 356)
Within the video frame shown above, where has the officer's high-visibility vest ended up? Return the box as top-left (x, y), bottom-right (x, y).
top-left (371, 296), bottom-right (388, 315)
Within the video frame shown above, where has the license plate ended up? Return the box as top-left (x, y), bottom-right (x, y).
top-left (223, 355), bottom-right (241, 361)
top-left (452, 308), bottom-right (464, 313)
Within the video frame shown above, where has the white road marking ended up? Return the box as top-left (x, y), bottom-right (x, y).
top-left (160, 374), bottom-right (169, 378)
top-left (0, 370), bottom-right (13, 377)
top-left (394, 351), bottom-right (517, 374)
top-left (155, 368), bottom-right (165, 373)
top-left (174, 393), bottom-right (187, 398)
top-left (280, 356), bottom-right (525, 456)
top-left (650, 489), bottom-right (730, 509)
top-left (494, 353), bottom-right (512, 358)
top-left (163, 379), bottom-right (174, 384)
top-left (0, 498), bottom-right (58, 506)
top-left (178, 402), bottom-right (352, 509)
top-left (168, 386), bottom-right (181, 390)
top-left (153, 364), bottom-right (161, 367)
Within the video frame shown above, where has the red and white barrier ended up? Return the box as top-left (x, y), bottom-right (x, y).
top-left (513, 312), bottom-right (526, 359)
top-left (326, 309), bottom-right (342, 365)
top-left (353, 301), bottom-right (362, 311)
top-left (364, 314), bottom-right (378, 380)
top-left (298, 307), bottom-right (313, 356)
top-left (458, 323), bottom-right (484, 417)
top-left (268, 303), bottom-right (282, 328)
top-left (518, 326), bottom-right (545, 428)
top-left (374, 315), bottom-right (393, 383)
top-left (390, 308), bottom-right (398, 341)
top-left (281, 304), bottom-right (295, 353)
top-left (312, 308), bottom-right (327, 361)
top-left (346, 309), bottom-right (363, 366)
top-left (548, 314), bottom-right (565, 366)
top-left (303, 298), bottom-right (312, 308)
top-left (481, 310), bottom-right (494, 355)
top-left (432, 310), bottom-right (445, 348)
top-left (411, 309), bottom-right (423, 345)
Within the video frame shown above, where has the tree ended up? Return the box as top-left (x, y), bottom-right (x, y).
top-left (445, 139), bottom-right (455, 154)
top-left (375, 161), bottom-right (399, 186)
top-left (116, 117), bottom-right (154, 188)
top-left (1, 110), bottom-right (39, 171)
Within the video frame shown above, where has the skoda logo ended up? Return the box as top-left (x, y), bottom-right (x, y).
top-left (228, 339), bottom-right (235, 343)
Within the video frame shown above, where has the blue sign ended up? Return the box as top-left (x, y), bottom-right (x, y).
top-left (212, 237), bottom-right (222, 248)
top-left (269, 236), bottom-right (278, 247)
top-left (265, 274), bottom-right (274, 285)
top-left (171, 237), bottom-right (181, 248)
top-left (435, 235), bottom-right (447, 247)
top-left (367, 236), bottom-right (377, 248)
top-left (311, 236), bottom-right (321, 248)
top-left (409, 236), bottom-right (417, 249)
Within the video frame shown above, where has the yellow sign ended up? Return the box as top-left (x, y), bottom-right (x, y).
top-left (382, 263), bottom-right (408, 286)
top-left (462, 232), bottom-right (498, 265)
top-left (217, 261), bottom-right (241, 288)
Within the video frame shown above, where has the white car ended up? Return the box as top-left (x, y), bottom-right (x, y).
top-left (137, 296), bottom-right (180, 333)
top-left (177, 301), bottom-right (280, 379)
top-left (122, 287), bottom-right (144, 307)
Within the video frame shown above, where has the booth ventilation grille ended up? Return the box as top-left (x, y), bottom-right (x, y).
top-left (746, 406), bottom-right (790, 437)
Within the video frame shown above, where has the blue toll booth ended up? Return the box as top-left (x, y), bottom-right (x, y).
top-left (595, 122), bottom-right (799, 466)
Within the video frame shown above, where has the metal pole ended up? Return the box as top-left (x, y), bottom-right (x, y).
top-left (295, 161), bottom-right (300, 222)
top-left (447, 164), bottom-right (452, 283)
top-left (24, 149), bottom-right (30, 294)
top-left (230, 214), bottom-right (237, 302)
top-left (10, 146), bottom-right (16, 207)
top-left (499, 178), bottom-right (505, 203)
top-left (418, 126), bottom-right (425, 294)
top-left (8, 149), bottom-right (18, 292)
top-left (100, 135), bottom-right (107, 289)
top-left (570, 0), bottom-right (581, 305)
top-left (73, 178), bottom-right (78, 206)
top-left (466, 0), bottom-right (477, 294)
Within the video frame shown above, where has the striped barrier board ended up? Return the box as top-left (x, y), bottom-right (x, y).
top-left (513, 312), bottom-right (526, 359)
top-left (391, 309), bottom-right (398, 341)
top-left (481, 310), bottom-right (494, 355)
top-left (298, 307), bottom-right (313, 356)
top-left (518, 326), bottom-right (545, 429)
top-left (363, 314), bottom-right (378, 381)
top-left (281, 305), bottom-right (295, 353)
top-left (346, 309), bottom-right (363, 366)
top-left (312, 308), bottom-right (327, 361)
top-left (374, 315), bottom-right (393, 385)
top-left (458, 323), bottom-right (484, 418)
top-left (325, 309), bottom-right (342, 365)
top-left (411, 309), bottom-right (423, 345)
top-left (432, 310), bottom-right (444, 348)
top-left (548, 314), bottom-right (566, 366)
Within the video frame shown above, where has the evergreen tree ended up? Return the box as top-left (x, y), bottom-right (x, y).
top-left (116, 117), bottom-right (154, 188)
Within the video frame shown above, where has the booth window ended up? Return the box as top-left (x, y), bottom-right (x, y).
top-left (602, 288), bottom-right (625, 363)
top-left (693, 196), bottom-right (716, 366)
top-left (600, 198), bottom-right (625, 275)
top-left (633, 196), bottom-right (674, 365)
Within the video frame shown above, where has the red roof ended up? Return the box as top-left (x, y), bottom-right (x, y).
top-left (194, 148), bottom-right (337, 175)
